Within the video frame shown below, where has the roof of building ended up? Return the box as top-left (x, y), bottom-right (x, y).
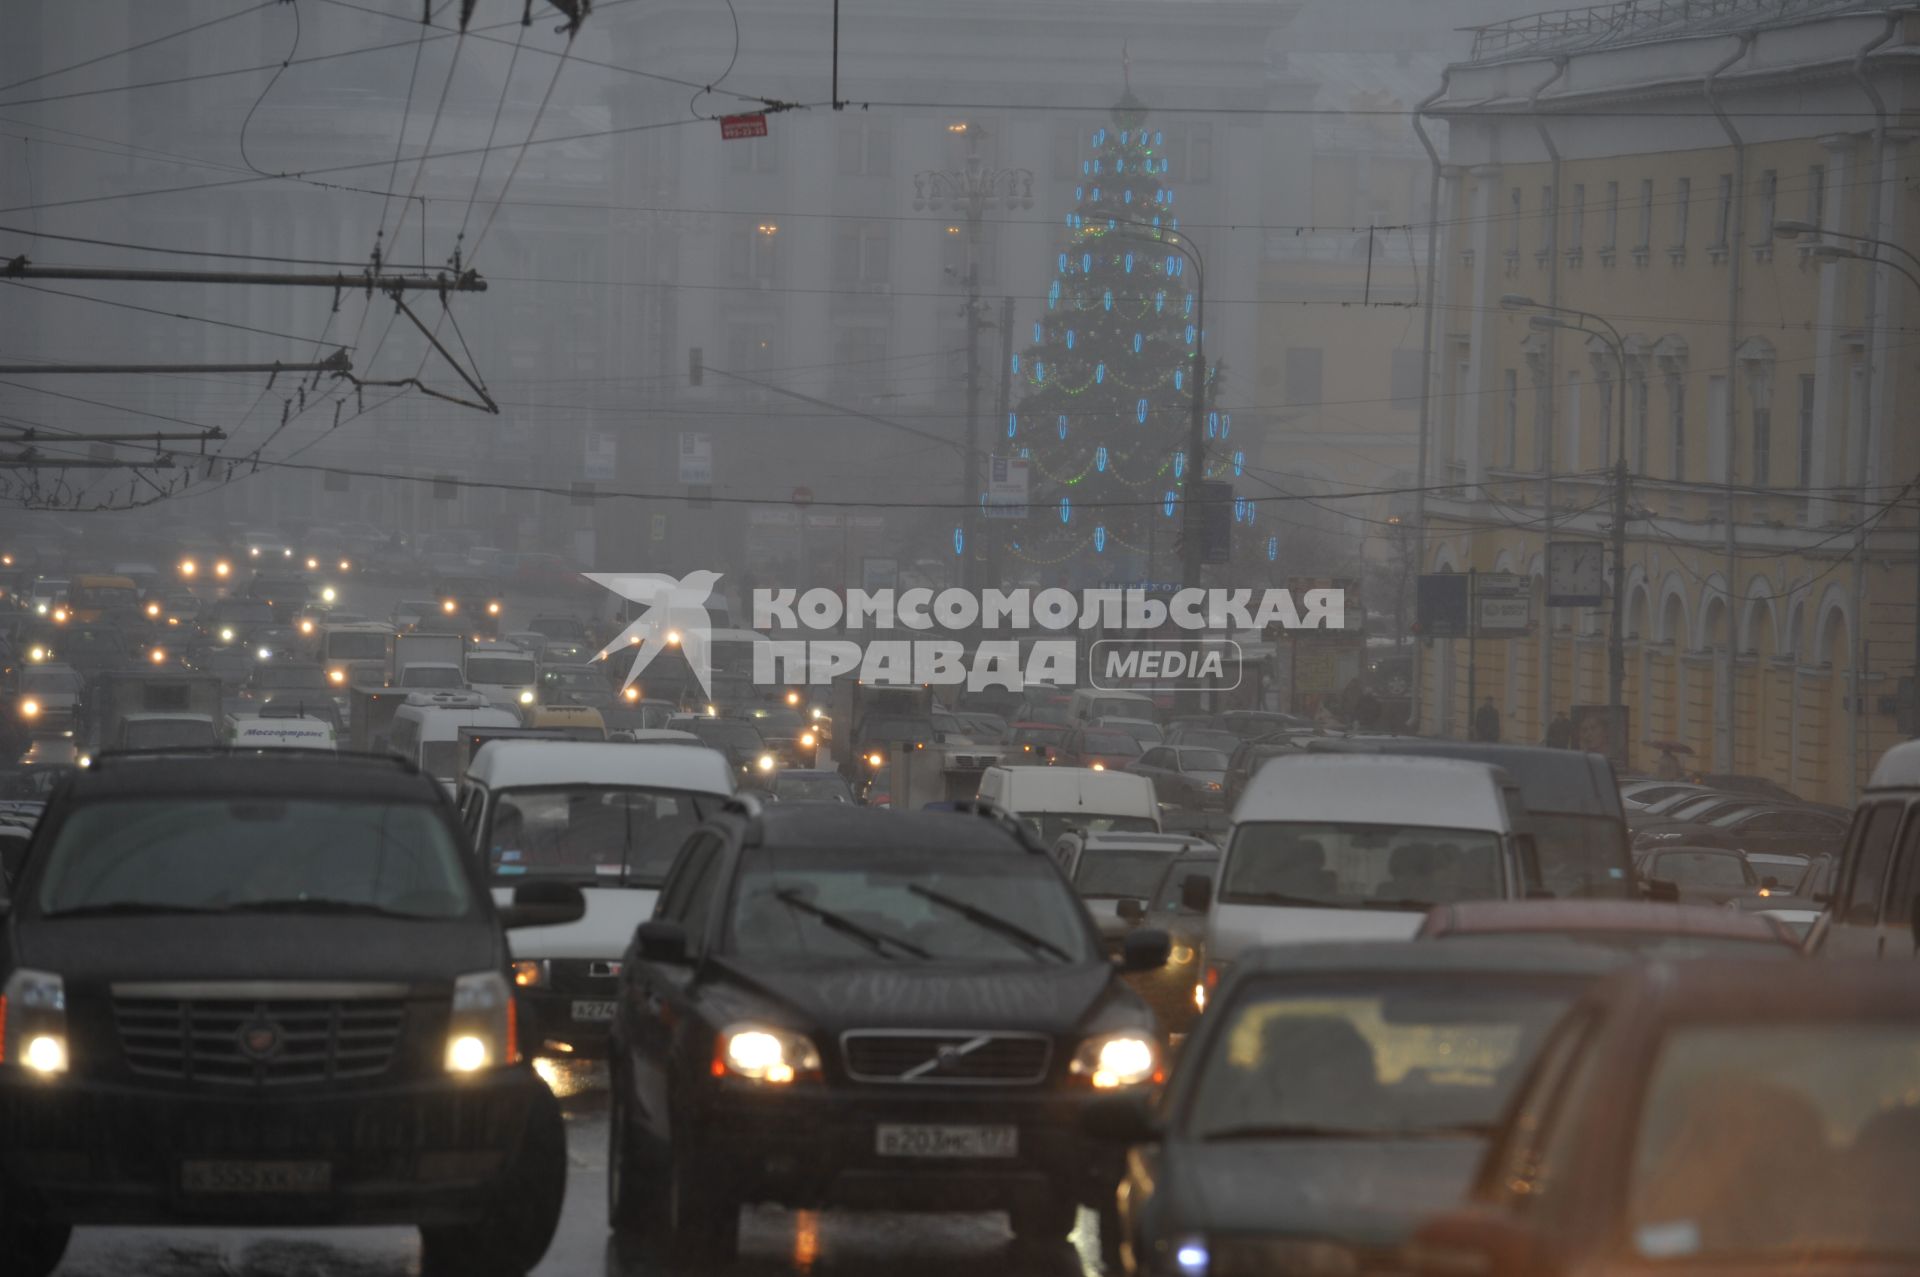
top-left (1462, 0), bottom-right (1887, 65)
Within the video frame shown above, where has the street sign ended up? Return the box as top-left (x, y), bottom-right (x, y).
top-left (1475, 571), bottom-right (1527, 597)
top-left (650, 513), bottom-right (668, 542)
top-left (1547, 540), bottom-right (1606, 607)
top-left (720, 113), bottom-right (769, 140)
top-left (678, 433), bottom-right (712, 485)
top-left (584, 431), bottom-right (618, 482)
top-left (984, 455), bottom-right (1030, 519)
top-left (1478, 596), bottom-right (1531, 632)
top-left (1416, 573), bottom-right (1470, 638)
top-left (1197, 480), bottom-right (1233, 565)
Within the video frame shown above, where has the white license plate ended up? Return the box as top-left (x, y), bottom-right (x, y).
top-left (180, 1160), bottom-right (331, 1194)
top-left (875, 1124), bottom-right (1018, 1159)
top-left (571, 999), bottom-right (617, 1022)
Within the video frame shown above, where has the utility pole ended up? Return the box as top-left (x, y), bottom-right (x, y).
top-left (992, 294), bottom-right (1015, 590)
top-left (962, 261), bottom-right (982, 590)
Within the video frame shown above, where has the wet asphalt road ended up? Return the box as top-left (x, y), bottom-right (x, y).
top-left (52, 1062), bottom-right (1110, 1277)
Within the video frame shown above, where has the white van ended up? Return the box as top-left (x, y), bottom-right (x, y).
top-left (228, 714), bottom-right (338, 752)
top-left (1197, 754), bottom-right (1537, 1006)
top-left (1807, 740), bottom-right (1920, 959)
top-left (464, 643), bottom-right (539, 712)
top-left (457, 740), bottom-right (736, 1057)
top-left (976, 764), bottom-right (1161, 843)
top-left (1068, 688), bottom-right (1156, 725)
top-left (389, 691), bottom-right (520, 791)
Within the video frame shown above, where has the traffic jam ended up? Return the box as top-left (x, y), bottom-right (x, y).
top-left (0, 528), bottom-right (1908, 1277)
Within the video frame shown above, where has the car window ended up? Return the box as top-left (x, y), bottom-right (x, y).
top-left (1842, 801), bottom-right (1904, 926)
top-left (1177, 748), bottom-right (1229, 772)
top-left (1661, 852), bottom-right (1751, 888)
top-left (1072, 849), bottom-right (1176, 899)
top-left (487, 786), bottom-right (723, 887)
top-left (1223, 821), bottom-right (1506, 909)
top-left (1138, 748), bottom-right (1168, 769)
top-left (1878, 807), bottom-right (1920, 945)
top-left (1154, 858), bottom-right (1218, 912)
top-left (1626, 1023), bottom-right (1920, 1258)
top-left (36, 797), bottom-right (470, 918)
top-left (1081, 729), bottom-right (1142, 755)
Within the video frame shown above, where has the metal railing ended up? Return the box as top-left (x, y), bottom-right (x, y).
top-left (1465, 0), bottom-right (1876, 62)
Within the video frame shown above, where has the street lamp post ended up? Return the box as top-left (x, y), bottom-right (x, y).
top-left (1503, 294), bottom-right (1630, 758)
top-left (913, 124), bottom-right (1033, 590)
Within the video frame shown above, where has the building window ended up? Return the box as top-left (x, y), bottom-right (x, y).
top-left (1566, 370), bottom-right (1582, 470)
top-left (1286, 347), bottom-right (1323, 407)
top-left (1389, 349), bottom-right (1423, 409)
top-left (1668, 376), bottom-right (1686, 479)
top-left (1798, 373), bottom-right (1817, 486)
top-left (727, 136), bottom-right (777, 176)
top-left (1757, 169), bottom-right (1777, 244)
top-left (1637, 178), bottom-right (1654, 250)
top-left (1674, 177), bottom-right (1691, 248)
top-left (830, 324), bottom-right (890, 396)
top-left (1504, 368), bottom-right (1520, 467)
top-left (836, 120), bottom-right (893, 177)
top-left (1532, 370), bottom-right (1550, 468)
top-left (1539, 184), bottom-right (1554, 254)
top-left (939, 221), bottom-right (999, 286)
top-left (1604, 180), bottom-right (1619, 251)
top-left (1632, 376), bottom-right (1650, 471)
top-left (833, 221), bottom-right (892, 285)
top-left (1752, 398), bottom-right (1772, 486)
top-left (1712, 174), bottom-right (1732, 249)
top-left (1170, 124), bottom-right (1213, 183)
top-left (1509, 188), bottom-right (1523, 254)
top-left (1597, 376), bottom-right (1615, 463)
top-left (1569, 183), bottom-right (1585, 254)
top-left (1806, 164), bottom-right (1826, 227)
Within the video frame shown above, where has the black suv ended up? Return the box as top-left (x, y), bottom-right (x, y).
top-left (606, 798), bottom-right (1173, 1262)
top-left (0, 751), bottom-right (585, 1277)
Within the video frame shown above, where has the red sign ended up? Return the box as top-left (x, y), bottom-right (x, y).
top-left (791, 486), bottom-right (814, 507)
top-left (720, 113), bottom-right (769, 141)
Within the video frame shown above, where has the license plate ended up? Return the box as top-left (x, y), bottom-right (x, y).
top-left (571, 999), bottom-right (616, 1022)
top-left (180, 1160), bottom-right (331, 1194)
top-left (875, 1124), bottom-right (1018, 1159)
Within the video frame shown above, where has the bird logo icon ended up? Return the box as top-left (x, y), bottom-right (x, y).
top-left (585, 571), bottom-right (722, 700)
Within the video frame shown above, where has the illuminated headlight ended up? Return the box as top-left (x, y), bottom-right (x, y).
top-left (510, 960), bottom-right (547, 989)
top-left (665, 629), bottom-right (682, 646)
top-left (51, 608), bottom-right (67, 624)
top-left (445, 971), bottom-right (517, 1074)
top-left (2, 969), bottom-right (69, 1078)
top-left (306, 557), bottom-right (319, 570)
top-left (757, 753), bottom-right (776, 772)
top-left (146, 602), bottom-right (161, 618)
top-left (214, 561), bottom-right (231, 577)
top-left (1168, 942), bottom-right (1196, 966)
top-left (800, 731), bottom-right (817, 749)
top-left (1091, 762), bottom-right (1105, 771)
top-left (714, 1024), bottom-right (820, 1084)
top-left (150, 648), bottom-right (167, 665)
top-left (519, 690), bottom-right (535, 705)
top-left (300, 619), bottom-right (315, 634)
top-left (321, 587), bottom-right (336, 603)
top-left (1174, 1237), bottom-right (1210, 1276)
top-left (338, 559), bottom-right (351, 572)
top-left (282, 548), bottom-right (293, 559)
top-left (809, 706), bottom-right (823, 720)
top-left (867, 752), bottom-right (885, 768)
top-left (442, 599), bottom-right (458, 614)
top-left (487, 601), bottom-right (501, 615)
top-left (249, 546), bottom-right (261, 558)
top-left (256, 647), bottom-right (272, 661)
top-left (1206, 781), bottom-right (1222, 791)
top-left (1070, 1032), bottom-right (1160, 1089)
top-left (219, 628), bottom-right (235, 643)
top-left (329, 668), bottom-right (347, 685)
top-left (705, 704), bottom-right (718, 717)
top-left (33, 602), bottom-right (46, 615)
top-left (785, 690), bottom-right (800, 706)
top-left (19, 699), bottom-right (39, 718)
top-left (26, 647), bottom-right (45, 663)
top-left (622, 687), bottom-right (639, 702)
top-left (179, 559), bottom-right (197, 577)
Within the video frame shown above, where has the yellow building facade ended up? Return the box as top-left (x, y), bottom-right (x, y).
top-left (1415, 2), bottom-right (1920, 802)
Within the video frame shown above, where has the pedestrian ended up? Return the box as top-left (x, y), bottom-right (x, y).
top-left (1472, 695), bottom-right (1501, 743)
top-left (1546, 711), bottom-right (1572, 749)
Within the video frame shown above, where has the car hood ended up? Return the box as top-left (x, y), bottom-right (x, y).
top-left (707, 957), bottom-right (1133, 1034)
top-left (15, 914), bottom-right (498, 992)
top-left (492, 884), bottom-right (658, 960)
top-left (1163, 1137), bottom-right (1484, 1247)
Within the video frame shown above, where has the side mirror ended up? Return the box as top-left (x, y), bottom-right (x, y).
top-left (1120, 927), bottom-right (1172, 973)
top-left (498, 879), bottom-right (586, 930)
top-left (1180, 873), bottom-right (1212, 914)
top-left (1644, 877), bottom-right (1680, 903)
top-left (1080, 1093), bottom-right (1159, 1144)
top-left (636, 919), bottom-right (689, 964)
top-left (1407, 1208), bottom-right (1542, 1277)
top-left (1115, 897), bottom-right (1146, 924)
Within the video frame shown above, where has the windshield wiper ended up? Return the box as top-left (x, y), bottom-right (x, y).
top-left (1202, 1122), bottom-right (1491, 1142)
top-left (1226, 891), bottom-right (1331, 907)
top-left (1359, 897), bottom-right (1438, 912)
top-left (774, 888), bottom-right (930, 960)
top-left (906, 883), bottom-right (1071, 962)
top-left (215, 898), bottom-right (426, 919)
top-left (43, 901), bottom-right (229, 919)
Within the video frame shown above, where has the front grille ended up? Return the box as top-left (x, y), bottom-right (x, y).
top-left (841, 1031), bottom-right (1051, 1085)
top-left (547, 959), bottom-right (620, 997)
top-left (113, 997), bottom-right (406, 1087)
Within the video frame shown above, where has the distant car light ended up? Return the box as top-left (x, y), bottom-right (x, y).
top-left (305, 557), bottom-right (319, 570)
top-left (219, 628), bottom-right (235, 643)
top-left (785, 690), bottom-right (800, 706)
top-left (487, 601), bottom-right (501, 615)
top-left (146, 602), bottom-right (161, 617)
top-left (338, 559), bottom-right (351, 572)
top-left (214, 560), bottom-right (231, 577)
top-left (179, 558), bottom-right (197, 577)
top-left (665, 629), bottom-right (682, 646)
top-left (510, 960), bottom-right (545, 989)
top-left (282, 548), bottom-right (292, 559)
top-left (249, 547), bottom-right (261, 558)
top-left (26, 647), bottom-right (45, 663)
top-left (757, 753), bottom-right (776, 772)
top-left (150, 648), bottom-right (167, 665)
top-left (800, 731), bottom-right (817, 749)
top-left (329, 668), bottom-right (347, 685)
top-left (867, 752), bottom-right (884, 768)
top-left (321, 587), bottom-right (336, 603)
top-left (706, 704), bottom-right (717, 717)
top-left (442, 599), bottom-right (458, 614)
top-left (622, 687), bottom-right (639, 702)
top-left (256, 647), bottom-right (272, 661)
top-left (20, 699), bottom-right (39, 718)
top-left (519, 690), bottom-right (535, 705)
top-left (1091, 762), bottom-right (1105, 771)
top-left (51, 608), bottom-right (66, 624)
top-left (299, 619), bottom-right (315, 634)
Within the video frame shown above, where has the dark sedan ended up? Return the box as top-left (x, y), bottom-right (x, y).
top-left (1091, 940), bottom-right (1625, 1277)
top-left (1634, 803), bottom-right (1848, 858)
top-left (607, 800), bottom-right (1171, 1263)
top-left (1635, 845), bottom-right (1767, 905)
top-left (1129, 746), bottom-right (1230, 810)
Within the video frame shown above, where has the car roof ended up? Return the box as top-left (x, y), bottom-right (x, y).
top-left (751, 801), bottom-right (1035, 854)
top-left (1236, 754), bottom-right (1514, 825)
top-left (1599, 957), bottom-right (1920, 1020)
top-left (1424, 900), bottom-right (1792, 942)
top-left (1866, 739), bottom-right (1920, 790)
top-left (1304, 738), bottom-right (1618, 817)
top-left (1072, 832), bottom-right (1215, 852)
top-left (61, 752), bottom-right (433, 801)
top-left (467, 739), bottom-right (733, 792)
top-left (1234, 938), bottom-right (1630, 979)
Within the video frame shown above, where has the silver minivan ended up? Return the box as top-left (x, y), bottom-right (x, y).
top-left (1806, 740), bottom-right (1920, 959)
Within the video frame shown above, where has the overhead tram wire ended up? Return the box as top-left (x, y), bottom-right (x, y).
top-left (0, 279), bottom-right (350, 347)
top-left (0, 2), bottom-right (278, 94)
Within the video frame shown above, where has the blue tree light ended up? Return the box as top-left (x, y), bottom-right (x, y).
top-left (1057, 414), bottom-right (1068, 439)
top-left (1094, 525), bottom-right (1108, 552)
top-left (1232, 450), bottom-right (1245, 476)
top-left (1163, 490), bottom-right (1178, 517)
top-left (1267, 535), bottom-right (1279, 561)
top-left (1035, 361), bottom-right (1046, 383)
top-left (1065, 329), bottom-right (1076, 350)
top-left (1135, 398), bottom-right (1148, 423)
top-left (1032, 321), bottom-right (1043, 343)
top-left (1132, 332), bottom-right (1143, 353)
top-left (1095, 446), bottom-right (1108, 472)
top-left (1173, 451), bottom-right (1186, 477)
top-left (1059, 497), bottom-right (1071, 524)
top-left (1011, 353), bottom-right (1020, 374)
top-left (1222, 413), bottom-right (1232, 438)
top-left (1082, 252), bottom-right (1093, 272)
top-left (1185, 324), bottom-right (1197, 345)
top-left (1154, 291), bottom-right (1166, 314)
top-left (1174, 369), bottom-right (1184, 391)
top-left (1207, 411), bottom-right (1219, 439)
top-left (1103, 289), bottom-right (1114, 312)
top-left (1058, 253), bottom-right (1069, 273)
top-left (1008, 412), bottom-right (1018, 438)
top-left (953, 527), bottom-right (965, 555)
top-left (1095, 363), bottom-right (1106, 384)
top-left (1091, 187), bottom-right (1101, 201)
top-left (1124, 252), bottom-right (1134, 272)
top-left (1234, 497), bottom-right (1247, 522)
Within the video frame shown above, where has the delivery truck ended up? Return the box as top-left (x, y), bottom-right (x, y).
top-left (83, 671), bottom-right (224, 756)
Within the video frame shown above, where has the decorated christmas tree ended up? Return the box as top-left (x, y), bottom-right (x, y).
top-left (1004, 83), bottom-right (1230, 587)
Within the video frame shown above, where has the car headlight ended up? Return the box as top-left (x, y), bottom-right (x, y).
top-left (26, 647), bottom-right (45, 663)
top-left (321, 587), bottom-right (337, 603)
top-left (20, 699), bottom-right (38, 718)
top-left (446, 971), bottom-right (518, 1074)
top-left (2, 969), bottom-right (69, 1078)
top-left (757, 753), bottom-right (776, 772)
top-left (328, 667), bottom-right (347, 685)
top-left (33, 602), bottom-right (46, 615)
top-left (713, 1024), bottom-right (821, 1084)
top-left (179, 559), bottom-right (197, 576)
top-left (1168, 942), bottom-right (1196, 966)
top-left (443, 599), bottom-right (458, 613)
top-left (51, 608), bottom-right (67, 624)
top-left (1173, 1236), bottom-right (1211, 1275)
top-left (510, 960), bottom-right (547, 989)
top-left (339, 559), bottom-right (352, 572)
top-left (282, 548), bottom-right (293, 559)
top-left (300, 619), bottom-right (315, 634)
top-left (150, 648), bottom-right (167, 665)
top-left (1070, 1031), bottom-right (1161, 1089)
top-left (799, 731), bottom-right (817, 749)
top-left (256, 647), bottom-right (272, 661)
top-left (622, 687), bottom-right (640, 702)
top-left (1091, 762), bottom-right (1105, 771)
top-left (487, 601), bottom-right (501, 615)
top-left (867, 752), bottom-right (885, 768)
top-left (306, 557), bottom-right (319, 570)
top-left (214, 560), bottom-right (231, 577)
top-left (219, 628), bottom-right (235, 642)
top-left (249, 547), bottom-right (260, 557)
top-left (146, 602), bottom-right (161, 618)
top-left (519, 690), bottom-right (535, 705)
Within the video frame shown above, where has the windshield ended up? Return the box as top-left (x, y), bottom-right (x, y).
top-left (402, 667), bottom-right (465, 689)
top-left (728, 846), bottom-right (1093, 965)
top-left (21, 669), bottom-right (81, 694)
top-left (1113, 721), bottom-right (1163, 745)
top-left (325, 633), bottom-right (388, 660)
top-left (1223, 821), bottom-right (1505, 910)
top-left (696, 720), bottom-right (763, 747)
top-left (1180, 730), bottom-right (1242, 752)
top-left (1528, 813), bottom-right (1634, 899)
top-left (1073, 849), bottom-right (1178, 899)
top-left (1186, 980), bottom-right (1577, 1139)
top-left (1081, 730), bottom-right (1142, 756)
top-left (543, 669), bottom-right (603, 691)
top-left (36, 798), bottom-right (470, 918)
top-left (488, 785), bottom-right (721, 887)
top-left (123, 719), bottom-right (217, 749)
top-left (1028, 812), bottom-right (1158, 844)
top-left (71, 584), bottom-right (138, 610)
top-left (1177, 748), bottom-right (1230, 772)
top-left (1627, 1024), bottom-right (1920, 1259)
top-left (467, 657), bottom-right (536, 685)
top-left (1656, 851), bottom-right (1752, 888)
top-left (1013, 726), bottom-right (1068, 748)
top-left (775, 774), bottom-right (852, 803)
top-left (214, 603), bottom-right (275, 626)
top-left (530, 618), bottom-right (586, 640)
top-left (743, 707), bottom-right (803, 732)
